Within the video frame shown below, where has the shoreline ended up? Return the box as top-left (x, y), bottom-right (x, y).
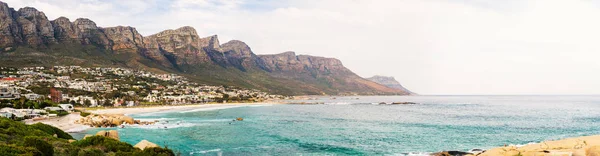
top-left (86, 102), bottom-right (279, 115)
top-left (25, 102), bottom-right (281, 133)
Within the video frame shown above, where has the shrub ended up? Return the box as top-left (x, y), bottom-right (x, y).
top-left (80, 112), bottom-right (91, 117)
top-left (24, 136), bottom-right (54, 156)
top-left (29, 123), bottom-right (74, 139)
top-left (56, 111), bottom-right (69, 117)
top-left (72, 136), bottom-right (135, 152)
top-left (0, 144), bottom-right (42, 156)
top-left (115, 147), bottom-right (176, 156)
top-left (77, 148), bottom-right (104, 156)
top-left (141, 147), bottom-right (176, 156)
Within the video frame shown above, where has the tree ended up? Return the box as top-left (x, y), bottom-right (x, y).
top-left (222, 94), bottom-right (230, 100)
top-left (103, 99), bottom-right (112, 107)
top-left (84, 99), bottom-right (91, 107)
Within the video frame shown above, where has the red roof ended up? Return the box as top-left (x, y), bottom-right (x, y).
top-left (0, 78), bottom-right (18, 81)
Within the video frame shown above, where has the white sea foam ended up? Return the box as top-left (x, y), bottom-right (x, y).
top-left (135, 118), bottom-right (177, 122)
top-left (179, 105), bottom-right (244, 113)
top-left (65, 125), bottom-right (91, 133)
top-left (124, 121), bottom-right (205, 129)
top-left (190, 148), bottom-right (222, 155)
top-left (323, 102), bottom-right (352, 105)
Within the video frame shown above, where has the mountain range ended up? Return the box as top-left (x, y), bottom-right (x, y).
top-left (0, 1), bottom-right (412, 95)
top-left (367, 76), bottom-right (416, 95)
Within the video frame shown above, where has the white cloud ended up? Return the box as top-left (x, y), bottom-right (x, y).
top-left (3, 0), bottom-right (600, 95)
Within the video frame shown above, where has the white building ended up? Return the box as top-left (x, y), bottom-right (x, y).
top-left (58, 104), bottom-right (74, 112)
top-left (0, 85), bottom-right (20, 99)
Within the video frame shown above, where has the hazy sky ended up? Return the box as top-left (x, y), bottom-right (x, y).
top-left (4, 0), bottom-right (600, 95)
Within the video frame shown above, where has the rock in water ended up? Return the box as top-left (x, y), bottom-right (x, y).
top-left (120, 116), bottom-right (135, 124)
top-left (107, 130), bottom-right (119, 141)
top-left (95, 130), bottom-right (107, 136)
top-left (134, 140), bottom-right (159, 150)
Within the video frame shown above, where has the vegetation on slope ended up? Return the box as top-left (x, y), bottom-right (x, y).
top-left (0, 118), bottom-right (175, 156)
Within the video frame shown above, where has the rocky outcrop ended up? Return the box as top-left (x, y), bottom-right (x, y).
top-left (15, 7), bottom-right (56, 47)
top-left (51, 17), bottom-right (78, 41)
top-left (75, 114), bottom-right (154, 127)
top-left (198, 35), bottom-right (220, 49)
top-left (0, 1), bottom-right (20, 49)
top-left (134, 140), bottom-right (159, 150)
top-left (102, 26), bottom-right (144, 52)
top-left (145, 26), bottom-right (210, 65)
top-left (477, 135), bottom-right (600, 156)
top-left (95, 130), bottom-right (120, 140)
top-left (73, 18), bottom-right (110, 48)
top-left (367, 75), bottom-right (415, 95)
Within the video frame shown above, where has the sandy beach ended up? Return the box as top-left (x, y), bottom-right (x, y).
top-left (25, 103), bottom-right (275, 132)
top-left (24, 113), bottom-right (89, 133)
top-left (86, 103), bottom-right (272, 115)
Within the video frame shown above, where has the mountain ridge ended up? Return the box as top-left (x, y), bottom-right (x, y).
top-left (0, 1), bottom-right (410, 96)
top-left (367, 75), bottom-right (415, 95)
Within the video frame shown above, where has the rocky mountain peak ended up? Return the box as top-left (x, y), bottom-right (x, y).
top-left (102, 26), bottom-right (144, 51)
top-left (53, 16), bottom-right (70, 23)
top-left (367, 75), bottom-right (415, 95)
top-left (0, 1), bottom-right (20, 49)
top-left (221, 40), bottom-right (253, 56)
top-left (14, 5), bottom-right (56, 46)
top-left (199, 35), bottom-right (220, 49)
top-left (17, 7), bottom-right (43, 18)
top-left (153, 26), bottom-right (199, 38)
top-left (73, 18), bottom-right (98, 30)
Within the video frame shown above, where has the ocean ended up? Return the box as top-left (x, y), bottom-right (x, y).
top-left (70, 95), bottom-right (600, 155)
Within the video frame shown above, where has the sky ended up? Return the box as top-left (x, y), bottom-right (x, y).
top-left (4, 0), bottom-right (600, 95)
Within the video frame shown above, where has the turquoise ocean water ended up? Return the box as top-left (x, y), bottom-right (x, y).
top-left (71, 96), bottom-right (600, 155)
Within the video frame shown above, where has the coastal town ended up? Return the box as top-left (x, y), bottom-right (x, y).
top-left (0, 66), bottom-right (287, 120)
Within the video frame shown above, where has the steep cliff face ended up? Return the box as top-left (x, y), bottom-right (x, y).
top-left (145, 26), bottom-right (210, 65)
top-left (102, 26), bottom-right (144, 52)
top-left (51, 17), bottom-right (77, 41)
top-left (0, 1), bottom-right (20, 49)
top-left (0, 1), bottom-right (411, 95)
top-left (367, 75), bottom-right (415, 95)
top-left (72, 18), bottom-right (110, 49)
top-left (259, 52), bottom-right (410, 95)
top-left (15, 7), bottom-right (56, 47)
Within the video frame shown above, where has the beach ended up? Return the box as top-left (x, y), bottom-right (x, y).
top-left (24, 113), bottom-right (89, 133)
top-left (25, 103), bottom-right (275, 132)
top-left (86, 103), bottom-right (273, 115)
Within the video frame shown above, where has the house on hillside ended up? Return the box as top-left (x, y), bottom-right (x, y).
top-left (0, 112), bottom-right (12, 118)
top-left (23, 93), bottom-right (41, 100)
top-left (58, 104), bottom-right (74, 112)
top-left (44, 107), bottom-right (65, 112)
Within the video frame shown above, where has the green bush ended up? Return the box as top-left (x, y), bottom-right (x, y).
top-left (80, 111), bottom-right (91, 117)
top-left (24, 136), bottom-right (54, 156)
top-left (140, 147), bottom-right (176, 156)
top-left (72, 136), bottom-right (135, 152)
top-left (57, 111), bottom-right (69, 116)
top-left (77, 148), bottom-right (104, 156)
top-left (29, 123), bottom-right (74, 139)
top-left (0, 118), bottom-right (175, 156)
top-left (0, 144), bottom-right (42, 156)
top-left (115, 147), bottom-right (175, 156)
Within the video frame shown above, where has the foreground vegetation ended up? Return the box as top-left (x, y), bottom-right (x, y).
top-left (0, 118), bottom-right (175, 156)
